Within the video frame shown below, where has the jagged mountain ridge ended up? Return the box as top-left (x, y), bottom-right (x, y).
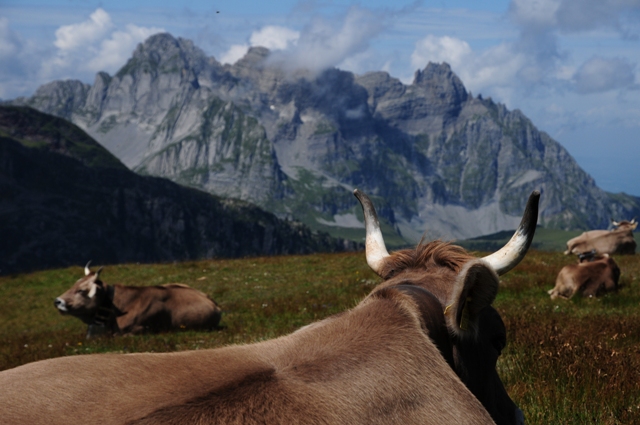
top-left (0, 106), bottom-right (356, 275)
top-left (11, 33), bottom-right (640, 242)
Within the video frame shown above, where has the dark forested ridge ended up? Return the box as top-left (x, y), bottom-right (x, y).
top-left (0, 106), bottom-right (357, 275)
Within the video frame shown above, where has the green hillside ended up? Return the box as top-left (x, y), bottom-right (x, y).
top-left (458, 226), bottom-right (586, 252)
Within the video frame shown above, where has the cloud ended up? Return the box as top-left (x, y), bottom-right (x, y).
top-left (250, 26), bottom-right (299, 51)
top-left (572, 56), bottom-right (636, 93)
top-left (411, 35), bottom-right (472, 71)
top-left (219, 6), bottom-right (384, 73)
top-left (0, 18), bottom-right (31, 98)
top-left (467, 0), bottom-right (640, 100)
top-left (269, 6), bottom-right (385, 72)
top-left (220, 44), bottom-right (249, 65)
top-left (54, 8), bottom-right (113, 51)
top-left (41, 9), bottom-right (163, 79)
top-left (508, 0), bottom-right (561, 30)
top-left (409, 34), bottom-right (530, 104)
top-left (0, 17), bottom-right (20, 58)
top-left (508, 0), bottom-right (640, 34)
top-left (220, 25), bottom-right (299, 65)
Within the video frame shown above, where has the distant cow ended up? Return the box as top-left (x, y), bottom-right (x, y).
top-left (0, 190), bottom-right (540, 425)
top-left (54, 263), bottom-right (222, 336)
top-left (548, 251), bottom-right (620, 300)
top-left (564, 219), bottom-right (637, 256)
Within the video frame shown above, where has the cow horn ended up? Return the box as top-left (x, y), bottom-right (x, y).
top-left (84, 261), bottom-right (92, 276)
top-left (482, 190), bottom-right (540, 276)
top-left (354, 189), bottom-right (390, 275)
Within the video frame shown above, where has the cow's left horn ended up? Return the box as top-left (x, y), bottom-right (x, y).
top-left (84, 261), bottom-right (92, 276)
top-left (354, 189), bottom-right (390, 275)
top-left (482, 190), bottom-right (540, 276)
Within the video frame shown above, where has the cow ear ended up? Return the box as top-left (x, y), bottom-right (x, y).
top-left (445, 259), bottom-right (499, 339)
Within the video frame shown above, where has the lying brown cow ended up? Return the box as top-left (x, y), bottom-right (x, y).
top-left (548, 251), bottom-right (621, 300)
top-left (54, 263), bottom-right (222, 336)
top-left (1, 190), bottom-right (539, 425)
top-left (564, 219), bottom-right (637, 255)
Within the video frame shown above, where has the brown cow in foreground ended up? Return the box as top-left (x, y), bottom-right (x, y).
top-left (0, 190), bottom-right (539, 425)
top-left (564, 219), bottom-right (637, 256)
top-left (548, 251), bottom-right (620, 300)
top-left (54, 263), bottom-right (222, 337)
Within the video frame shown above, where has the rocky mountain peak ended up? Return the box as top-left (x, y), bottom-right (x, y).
top-left (236, 46), bottom-right (271, 67)
top-left (116, 32), bottom-right (212, 79)
top-left (10, 34), bottom-right (640, 242)
top-left (412, 62), bottom-right (468, 105)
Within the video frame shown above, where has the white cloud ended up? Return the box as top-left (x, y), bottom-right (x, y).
top-left (54, 8), bottom-right (113, 51)
top-left (411, 35), bottom-right (472, 71)
top-left (462, 0), bottom-right (640, 104)
top-left (409, 34), bottom-right (530, 105)
top-left (220, 25), bottom-right (299, 65)
top-left (572, 56), bottom-right (636, 93)
top-left (219, 7), bottom-right (384, 72)
top-left (269, 6), bottom-right (385, 73)
top-left (220, 44), bottom-right (249, 65)
top-left (40, 9), bottom-right (164, 79)
top-left (249, 26), bottom-right (299, 51)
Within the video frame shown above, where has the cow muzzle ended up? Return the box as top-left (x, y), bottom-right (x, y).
top-left (54, 298), bottom-right (68, 313)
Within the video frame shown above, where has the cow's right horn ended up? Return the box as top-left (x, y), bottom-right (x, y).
top-left (84, 261), bottom-right (92, 276)
top-left (354, 189), bottom-right (390, 276)
top-left (482, 190), bottom-right (540, 276)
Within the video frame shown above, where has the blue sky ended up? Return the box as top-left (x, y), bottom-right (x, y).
top-left (2, 0), bottom-right (639, 196)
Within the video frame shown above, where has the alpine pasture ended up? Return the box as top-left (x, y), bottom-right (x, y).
top-left (1, 249), bottom-right (639, 424)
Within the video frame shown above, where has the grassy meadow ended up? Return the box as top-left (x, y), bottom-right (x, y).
top-left (1, 249), bottom-right (639, 424)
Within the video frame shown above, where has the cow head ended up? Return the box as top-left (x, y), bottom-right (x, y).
top-left (611, 218), bottom-right (637, 231)
top-left (354, 189), bottom-right (538, 425)
top-left (54, 262), bottom-right (107, 324)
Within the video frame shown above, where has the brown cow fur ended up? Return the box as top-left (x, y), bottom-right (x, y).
top-left (549, 254), bottom-right (621, 299)
top-left (107, 284), bottom-right (222, 334)
top-left (0, 241), bottom-right (501, 425)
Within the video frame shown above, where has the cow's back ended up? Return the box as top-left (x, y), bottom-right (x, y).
top-left (566, 229), bottom-right (636, 255)
top-left (113, 284), bottom-right (221, 333)
top-left (0, 296), bottom-right (494, 425)
top-left (163, 284), bottom-right (221, 329)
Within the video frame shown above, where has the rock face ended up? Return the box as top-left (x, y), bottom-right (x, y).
top-left (0, 106), bottom-right (356, 275)
top-left (11, 33), bottom-right (640, 242)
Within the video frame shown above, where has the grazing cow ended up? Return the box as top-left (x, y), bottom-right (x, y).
top-left (564, 219), bottom-right (637, 256)
top-left (54, 263), bottom-right (222, 337)
top-left (548, 251), bottom-right (620, 300)
top-left (0, 190), bottom-right (539, 425)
